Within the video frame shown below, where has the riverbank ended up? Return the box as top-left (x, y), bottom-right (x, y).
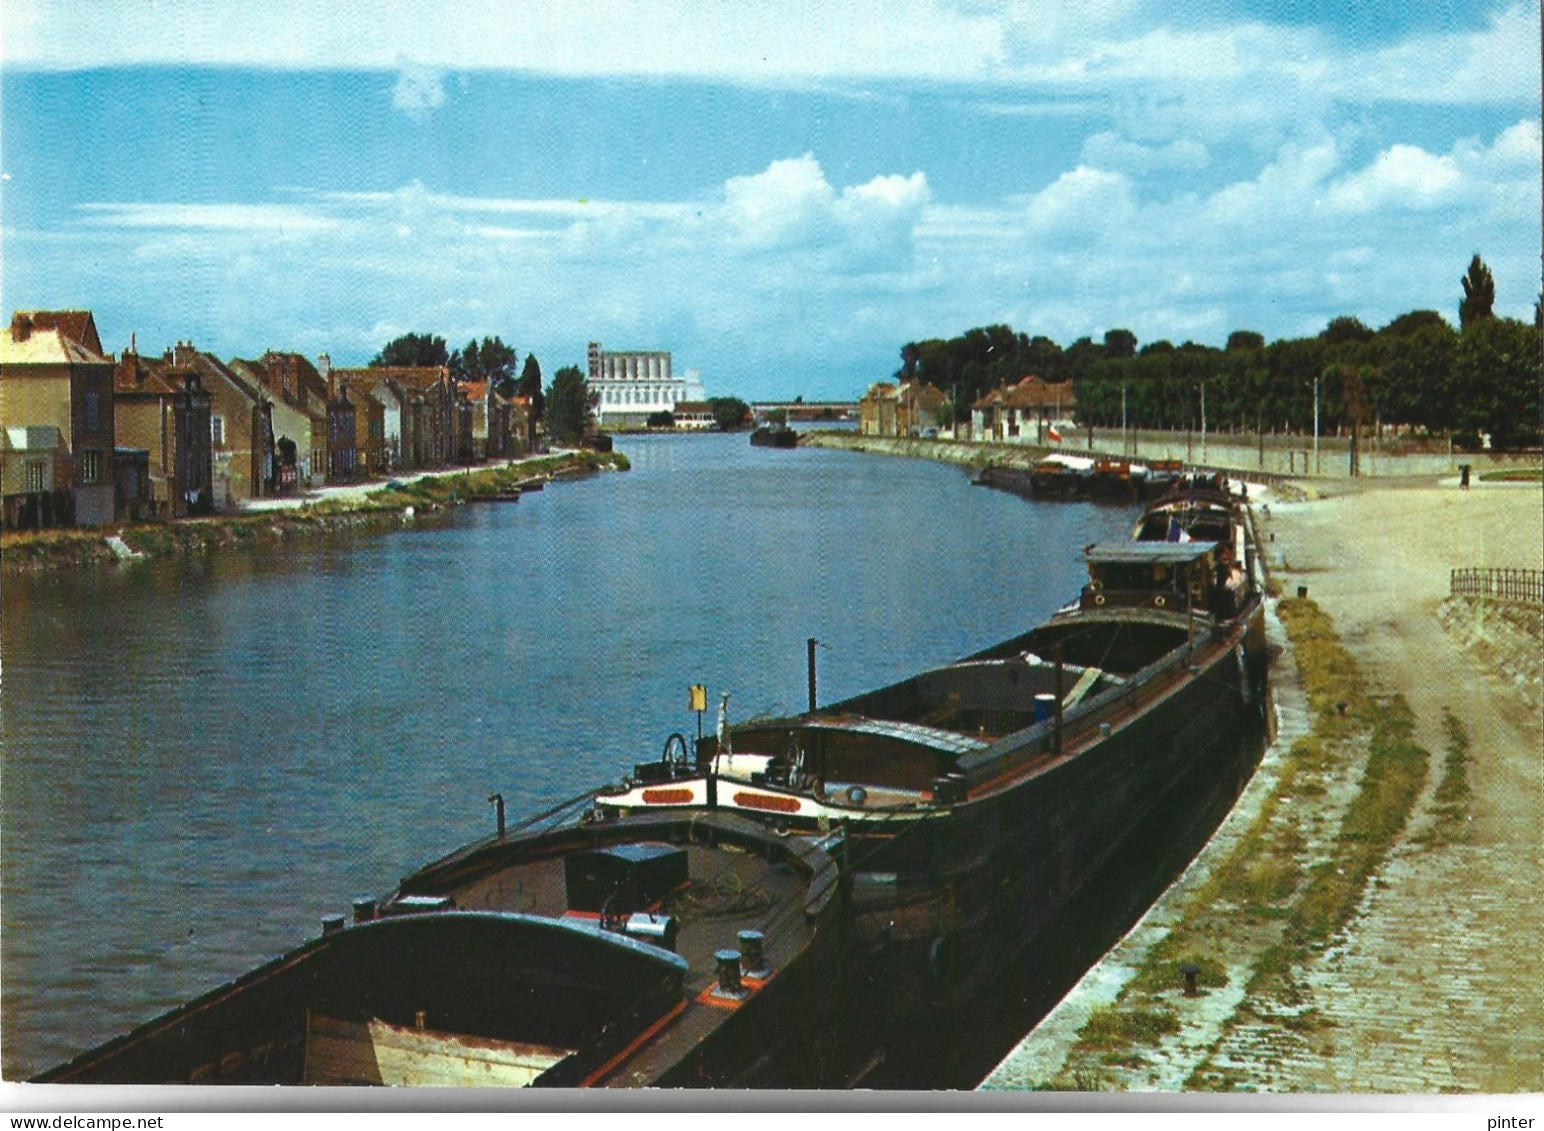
top-left (983, 478), bottom-right (1542, 1093)
top-left (802, 429), bottom-right (1543, 486)
top-left (0, 449), bottom-right (628, 574)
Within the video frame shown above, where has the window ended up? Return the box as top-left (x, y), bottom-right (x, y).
top-left (211, 415), bottom-right (225, 446)
top-left (84, 392), bottom-right (101, 431)
top-left (25, 461), bottom-right (45, 493)
top-left (79, 449), bottom-right (100, 484)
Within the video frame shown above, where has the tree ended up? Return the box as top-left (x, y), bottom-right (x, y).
top-left (1103, 329), bottom-right (1138, 359)
top-left (450, 336), bottom-right (519, 390)
top-left (1226, 330), bottom-right (1265, 352)
top-left (545, 365), bottom-right (596, 444)
top-left (517, 354), bottom-right (545, 418)
top-left (1320, 316), bottom-right (1373, 346)
top-left (371, 332), bottom-right (448, 368)
top-left (1452, 317), bottom-right (1541, 449)
top-left (1380, 309), bottom-right (1449, 338)
top-left (708, 397), bottom-right (750, 431)
top-left (1459, 254), bottom-right (1495, 329)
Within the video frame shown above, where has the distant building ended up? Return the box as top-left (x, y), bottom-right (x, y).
top-left (588, 341), bottom-right (697, 428)
top-left (114, 346), bottom-right (214, 517)
top-left (859, 380), bottom-right (946, 437)
top-left (672, 401), bottom-right (715, 430)
top-left (971, 375), bottom-right (1076, 443)
top-left (1, 309), bottom-right (117, 528)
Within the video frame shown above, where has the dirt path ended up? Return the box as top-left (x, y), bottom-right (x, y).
top-left (1260, 481), bottom-right (1542, 1092)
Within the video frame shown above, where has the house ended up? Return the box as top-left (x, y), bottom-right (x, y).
top-left (334, 368), bottom-right (409, 471)
top-left (672, 401), bottom-right (715, 431)
top-left (859, 382), bottom-right (898, 436)
top-left (487, 389), bottom-right (531, 458)
top-left (336, 375), bottom-right (386, 479)
top-left (171, 344), bottom-right (276, 506)
top-left (463, 381), bottom-right (490, 460)
top-left (859, 380), bottom-right (946, 437)
top-left (113, 346), bottom-right (215, 517)
top-left (229, 352), bottom-right (330, 487)
top-left (327, 383), bottom-right (358, 482)
top-left (1, 309), bottom-right (117, 528)
top-left (972, 376), bottom-right (1076, 443)
top-left (351, 365), bottom-right (454, 469)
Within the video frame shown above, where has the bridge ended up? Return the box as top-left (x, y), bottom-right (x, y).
top-left (750, 400), bottom-right (858, 421)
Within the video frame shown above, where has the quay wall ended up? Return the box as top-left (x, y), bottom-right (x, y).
top-left (803, 430), bottom-right (1542, 480)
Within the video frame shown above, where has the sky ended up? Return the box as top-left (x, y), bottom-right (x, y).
top-left (1, 1), bottom-right (1539, 400)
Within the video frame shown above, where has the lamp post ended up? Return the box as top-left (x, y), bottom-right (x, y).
top-left (1313, 371), bottom-right (1321, 475)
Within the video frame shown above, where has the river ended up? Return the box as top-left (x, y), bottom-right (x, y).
top-left (0, 431), bottom-right (1139, 1079)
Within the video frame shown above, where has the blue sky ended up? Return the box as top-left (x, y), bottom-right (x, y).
top-left (2, 1), bottom-right (1538, 400)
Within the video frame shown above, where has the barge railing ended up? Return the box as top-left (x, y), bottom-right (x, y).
top-left (1450, 567), bottom-right (1544, 606)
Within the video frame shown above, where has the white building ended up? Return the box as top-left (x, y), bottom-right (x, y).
top-left (588, 342), bottom-right (699, 428)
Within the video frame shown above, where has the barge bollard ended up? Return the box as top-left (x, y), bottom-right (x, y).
top-left (352, 898), bottom-right (376, 923)
top-left (321, 915), bottom-right (346, 935)
top-left (738, 929), bottom-right (768, 978)
top-left (713, 949), bottom-right (747, 999)
top-left (1182, 962), bottom-right (1200, 997)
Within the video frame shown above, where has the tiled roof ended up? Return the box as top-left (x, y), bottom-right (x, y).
top-left (14, 309), bottom-right (104, 355)
top-left (2, 324), bottom-right (112, 367)
top-left (113, 351), bottom-right (191, 397)
top-left (356, 365), bottom-right (448, 391)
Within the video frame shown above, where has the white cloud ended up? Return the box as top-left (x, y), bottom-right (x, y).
top-left (76, 202), bottom-right (339, 233)
top-left (1022, 166), bottom-right (1135, 237)
top-left (1325, 145), bottom-right (1462, 214)
top-left (720, 155), bottom-right (837, 251)
top-left (391, 59), bottom-right (447, 120)
top-left (4, 0), bottom-right (1536, 117)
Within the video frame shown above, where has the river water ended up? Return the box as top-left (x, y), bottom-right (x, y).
top-left (0, 431), bottom-right (1138, 1079)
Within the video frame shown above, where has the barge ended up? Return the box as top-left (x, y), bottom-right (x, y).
top-left (596, 473), bottom-right (1268, 1076)
top-left (37, 809), bottom-right (852, 1087)
top-left (974, 456), bottom-right (1186, 502)
top-left (38, 475), bottom-right (1267, 1089)
top-left (750, 425), bottom-right (799, 449)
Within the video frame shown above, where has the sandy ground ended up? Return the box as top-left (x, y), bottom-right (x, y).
top-left (1262, 477), bottom-right (1543, 1092)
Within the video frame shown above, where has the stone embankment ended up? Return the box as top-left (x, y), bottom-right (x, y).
top-left (803, 429), bottom-right (1541, 484)
top-left (0, 450), bottom-right (628, 574)
top-left (981, 479), bottom-right (1543, 1094)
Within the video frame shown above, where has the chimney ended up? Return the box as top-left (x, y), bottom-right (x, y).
top-left (318, 353), bottom-right (333, 397)
top-left (10, 313), bottom-right (32, 342)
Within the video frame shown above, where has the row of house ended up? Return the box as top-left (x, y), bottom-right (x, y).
top-left (0, 309), bottom-right (535, 531)
top-left (857, 375), bottom-right (1077, 443)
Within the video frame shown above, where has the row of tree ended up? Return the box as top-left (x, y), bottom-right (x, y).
top-left (897, 256), bottom-right (1542, 450)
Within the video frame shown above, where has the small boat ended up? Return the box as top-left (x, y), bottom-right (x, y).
top-left (750, 426), bottom-right (798, 449)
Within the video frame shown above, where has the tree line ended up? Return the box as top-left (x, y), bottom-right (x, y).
top-left (368, 331), bottom-right (603, 444)
top-left (897, 256), bottom-right (1541, 450)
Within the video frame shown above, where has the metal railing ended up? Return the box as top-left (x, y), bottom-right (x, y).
top-left (1450, 567), bottom-right (1544, 605)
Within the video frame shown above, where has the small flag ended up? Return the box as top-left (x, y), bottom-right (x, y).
top-left (1048, 425), bottom-right (1062, 443)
